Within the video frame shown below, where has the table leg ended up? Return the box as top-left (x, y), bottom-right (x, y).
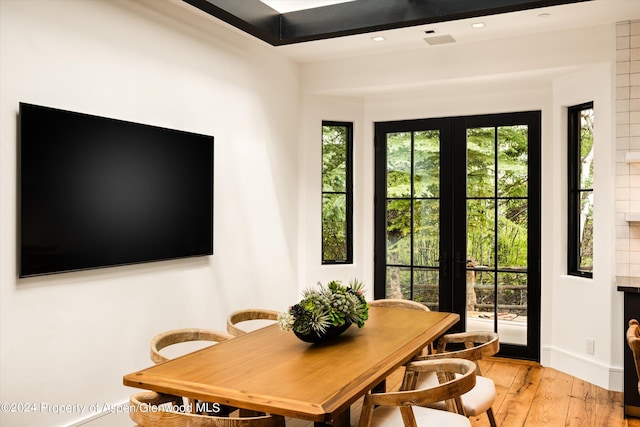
top-left (371, 379), bottom-right (386, 393)
top-left (314, 407), bottom-right (351, 427)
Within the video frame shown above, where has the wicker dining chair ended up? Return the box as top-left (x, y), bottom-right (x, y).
top-left (129, 391), bottom-right (285, 427)
top-left (627, 319), bottom-right (640, 394)
top-left (357, 358), bottom-right (476, 427)
top-left (150, 328), bottom-right (234, 364)
top-left (407, 331), bottom-right (500, 427)
top-left (149, 328), bottom-right (234, 415)
top-left (226, 308), bottom-right (279, 337)
top-left (368, 298), bottom-right (431, 312)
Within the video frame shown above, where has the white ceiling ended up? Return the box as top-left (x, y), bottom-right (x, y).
top-left (271, 0), bottom-right (640, 62)
top-left (167, 0), bottom-right (640, 63)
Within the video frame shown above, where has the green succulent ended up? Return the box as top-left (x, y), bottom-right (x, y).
top-left (279, 279), bottom-right (369, 335)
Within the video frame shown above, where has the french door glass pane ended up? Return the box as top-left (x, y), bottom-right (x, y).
top-left (414, 130), bottom-right (440, 198)
top-left (467, 127), bottom-right (495, 198)
top-left (467, 199), bottom-right (495, 268)
top-left (467, 270), bottom-right (495, 330)
top-left (387, 132), bottom-right (411, 198)
top-left (414, 199), bottom-right (439, 268)
top-left (386, 199), bottom-right (411, 265)
top-left (497, 272), bottom-right (528, 345)
top-left (497, 125), bottom-right (528, 197)
top-left (414, 268), bottom-right (439, 311)
top-left (386, 266), bottom-right (411, 299)
top-left (497, 199), bottom-right (528, 268)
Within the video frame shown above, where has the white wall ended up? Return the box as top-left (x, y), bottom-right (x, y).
top-left (299, 24), bottom-right (622, 390)
top-left (548, 63), bottom-right (621, 391)
top-left (0, 1), bottom-right (300, 426)
top-left (297, 95), bottom-right (365, 291)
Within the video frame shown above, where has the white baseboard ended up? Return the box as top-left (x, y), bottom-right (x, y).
top-left (542, 345), bottom-right (623, 392)
top-left (66, 400), bottom-right (128, 427)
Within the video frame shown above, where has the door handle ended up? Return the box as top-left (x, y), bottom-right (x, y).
top-left (455, 253), bottom-right (467, 279)
top-left (439, 251), bottom-right (448, 276)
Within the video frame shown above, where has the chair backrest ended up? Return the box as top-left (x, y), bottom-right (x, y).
top-left (435, 331), bottom-right (499, 357)
top-left (412, 331), bottom-right (499, 378)
top-left (226, 308), bottom-right (279, 337)
top-left (130, 391), bottom-right (286, 427)
top-left (368, 299), bottom-right (430, 311)
top-left (150, 328), bottom-right (234, 364)
top-left (358, 358), bottom-right (476, 427)
top-left (627, 319), bottom-right (640, 392)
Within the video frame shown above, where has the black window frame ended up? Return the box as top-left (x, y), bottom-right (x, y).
top-left (321, 121), bottom-right (353, 264)
top-left (567, 102), bottom-right (594, 279)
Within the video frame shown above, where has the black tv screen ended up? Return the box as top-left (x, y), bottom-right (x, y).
top-left (19, 103), bottom-right (214, 277)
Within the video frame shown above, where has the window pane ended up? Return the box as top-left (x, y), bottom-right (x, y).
top-left (497, 125), bottom-right (528, 198)
top-left (467, 127), bottom-right (495, 197)
top-left (466, 269), bottom-right (495, 334)
top-left (579, 191), bottom-right (594, 273)
top-left (322, 122), bottom-right (352, 264)
top-left (497, 272), bottom-right (527, 345)
top-left (414, 268), bottom-right (439, 311)
top-left (387, 132), bottom-right (412, 198)
top-left (414, 199), bottom-right (439, 268)
top-left (467, 199), bottom-right (495, 268)
top-left (579, 109), bottom-right (594, 190)
top-left (471, 270), bottom-right (495, 315)
top-left (387, 199), bottom-right (411, 265)
top-left (568, 103), bottom-right (593, 278)
top-left (497, 199), bottom-right (528, 269)
top-left (322, 193), bottom-right (347, 261)
top-left (414, 130), bottom-right (440, 198)
top-left (386, 266), bottom-right (411, 299)
top-left (322, 125), bottom-right (347, 192)
top-left (577, 108), bottom-right (594, 273)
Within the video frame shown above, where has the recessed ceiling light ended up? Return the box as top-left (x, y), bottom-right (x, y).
top-left (372, 36), bottom-right (385, 42)
top-left (471, 22), bottom-right (485, 29)
top-left (538, 13), bottom-right (551, 18)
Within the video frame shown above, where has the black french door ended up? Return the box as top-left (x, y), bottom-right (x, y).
top-left (374, 112), bottom-right (541, 361)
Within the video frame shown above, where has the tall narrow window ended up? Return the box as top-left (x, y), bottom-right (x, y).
top-left (322, 121), bottom-right (353, 264)
top-left (568, 102), bottom-right (594, 278)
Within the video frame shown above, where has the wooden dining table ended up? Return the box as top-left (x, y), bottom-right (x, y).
top-left (123, 306), bottom-right (459, 426)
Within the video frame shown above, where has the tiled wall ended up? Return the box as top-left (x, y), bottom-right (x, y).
top-left (616, 20), bottom-right (640, 278)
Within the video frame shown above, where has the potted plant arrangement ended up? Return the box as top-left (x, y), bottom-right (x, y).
top-left (278, 279), bottom-right (369, 343)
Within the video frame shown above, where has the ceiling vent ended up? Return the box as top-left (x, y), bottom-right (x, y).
top-left (424, 35), bottom-right (456, 45)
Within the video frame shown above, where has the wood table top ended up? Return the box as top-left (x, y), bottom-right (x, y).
top-left (123, 307), bottom-right (459, 424)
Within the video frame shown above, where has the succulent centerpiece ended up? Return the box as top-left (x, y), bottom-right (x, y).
top-left (278, 279), bottom-right (369, 343)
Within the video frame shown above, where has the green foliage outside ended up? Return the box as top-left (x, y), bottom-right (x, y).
top-left (322, 125), bottom-right (349, 262)
top-left (578, 108), bottom-right (594, 272)
top-left (384, 125), bottom-right (531, 313)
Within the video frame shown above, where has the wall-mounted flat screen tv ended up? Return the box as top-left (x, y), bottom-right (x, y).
top-left (19, 103), bottom-right (214, 277)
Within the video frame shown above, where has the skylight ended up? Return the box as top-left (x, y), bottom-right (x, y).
top-left (260, 0), bottom-right (356, 14)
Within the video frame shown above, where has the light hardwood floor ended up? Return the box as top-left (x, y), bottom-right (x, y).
top-left (472, 357), bottom-right (640, 427)
top-left (285, 357), bottom-right (640, 427)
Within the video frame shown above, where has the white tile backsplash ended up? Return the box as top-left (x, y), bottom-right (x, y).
top-left (617, 20), bottom-right (640, 278)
